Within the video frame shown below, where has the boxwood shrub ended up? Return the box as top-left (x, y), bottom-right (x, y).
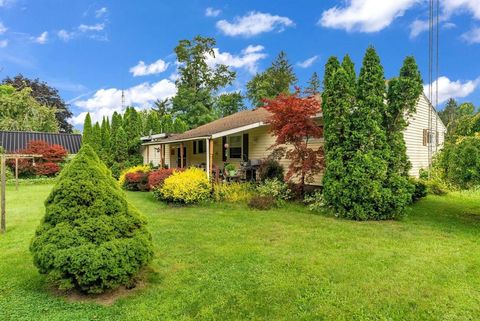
top-left (30, 144), bottom-right (153, 294)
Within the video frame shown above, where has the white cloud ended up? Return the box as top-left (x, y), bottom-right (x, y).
top-left (205, 45), bottom-right (267, 74)
top-left (319, 0), bottom-right (418, 32)
top-left (33, 31), bottom-right (48, 44)
top-left (0, 22), bottom-right (7, 35)
top-left (0, 39), bottom-right (8, 48)
top-left (409, 19), bottom-right (430, 38)
top-left (95, 7), bottom-right (108, 18)
top-left (216, 11), bottom-right (294, 37)
top-left (130, 59), bottom-right (170, 77)
top-left (461, 26), bottom-right (480, 43)
top-left (205, 7), bottom-right (221, 17)
top-left (72, 79), bottom-right (177, 125)
top-left (442, 0), bottom-right (480, 20)
top-left (297, 55), bottom-right (319, 68)
top-left (57, 29), bottom-right (74, 41)
top-left (78, 23), bottom-right (105, 32)
top-left (424, 76), bottom-right (480, 104)
top-left (0, 0), bottom-right (15, 7)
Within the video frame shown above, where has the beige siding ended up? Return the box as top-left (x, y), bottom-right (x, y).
top-left (142, 144), bottom-right (171, 167)
top-left (404, 95), bottom-right (446, 177)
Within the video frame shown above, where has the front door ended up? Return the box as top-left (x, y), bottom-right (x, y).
top-left (177, 147), bottom-right (186, 168)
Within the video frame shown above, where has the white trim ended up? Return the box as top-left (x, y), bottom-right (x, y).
top-left (211, 122), bottom-right (265, 139)
top-left (141, 136), bottom-right (211, 146)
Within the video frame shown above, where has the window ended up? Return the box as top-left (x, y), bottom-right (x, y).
top-left (229, 135), bottom-right (242, 159)
top-left (193, 140), bottom-right (206, 154)
top-left (423, 129), bottom-right (437, 146)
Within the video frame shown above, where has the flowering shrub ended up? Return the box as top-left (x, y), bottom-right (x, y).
top-left (213, 182), bottom-right (254, 203)
top-left (256, 178), bottom-right (291, 205)
top-left (303, 190), bottom-right (324, 212)
top-left (124, 171), bottom-right (149, 191)
top-left (157, 168), bottom-right (210, 204)
top-left (147, 168), bottom-right (176, 190)
top-left (119, 165), bottom-right (151, 188)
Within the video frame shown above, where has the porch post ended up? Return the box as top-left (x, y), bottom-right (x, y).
top-left (209, 139), bottom-right (214, 179)
top-left (180, 143), bottom-right (184, 168)
top-left (146, 146), bottom-right (150, 164)
top-left (206, 139), bottom-right (210, 180)
top-left (160, 145), bottom-right (164, 167)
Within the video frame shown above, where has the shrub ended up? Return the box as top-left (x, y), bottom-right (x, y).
top-left (425, 178), bottom-right (448, 196)
top-left (304, 189), bottom-right (324, 212)
top-left (30, 144), bottom-right (153, 294)
top-left (124, 171), bottom-right (149, 191)
top-left (248, 195), bottom-right (276, 210)
top-left (119, 165), bottom-right (151, 189)
top-left (213, 182), bottom-right (254, 203)
top-left (34, 162), bottom-right (61, 176)
top-left (410, 178), bottom-right (427, 202)
top-left (158, 168), bottom-right (210, 204)
top-left (147, 168), bottom-right (176, 190)
top-left (256, 178), bottom-right (291, 205)
top-left (258, 158), bottom-right (284, 182)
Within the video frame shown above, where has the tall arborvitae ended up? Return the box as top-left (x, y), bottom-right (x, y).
top-left (111, 111), bottom-right (122, 138)
top-left (322, 56), bottom-right (356, 213)
top-left (145, 112), bottom-right (162, 135)
top-left (92, 122), bottom-right (102, 155)
top-left (113, 126), bottom-right (128, 163)
top-left (100, 116), bottom-right (111, 162)
top-left (386, 56), bottom-right (423, 176)
top-left (82, 113), bottom-right (93, 146)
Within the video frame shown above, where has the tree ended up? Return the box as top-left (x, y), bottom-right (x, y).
top-left (305, 72), bottom-right (321, 95)
top-left (172, 36), bottom-right (236, 129)
top-left (144, 111), bottom-right (162, 135)
top-left (246, 51), bottom-right (297, 107)
top-left (113, 126), bottom-right (128, 163)
top-left (100, 117), bottom-right (111, 161)
top-left (214, 92), bottom-right (246, 117)
top-left (2, 74), bottom-right (73, 132)
top-left (92, 122), bottom-right (102, 154)
top-left (82, 113), bottom-right (93, 146)
top-left (263, 88), bottom-right (324, 194)
top-left (0, 85), bottom-right (59, 132)
top-left (30, 144), bottom-right (153, 294)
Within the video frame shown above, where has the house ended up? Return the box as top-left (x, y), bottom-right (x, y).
top-left (0, 131), bottom-right (83, 154)
top-left (141, 93), bottom-right (446, 183)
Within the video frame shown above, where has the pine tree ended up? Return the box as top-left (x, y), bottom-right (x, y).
top-left (305, 72), bottom-right (321, 95)
top-left (100, 116), bottom-right (111, 162)
top-left (246, 51), bottom-right (297, 107)
top-left (82, 113), bottom-right (93, 146)
top-left (30, 144), bottom-right (153, 294)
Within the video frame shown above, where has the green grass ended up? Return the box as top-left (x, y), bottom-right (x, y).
top-left (1, 184), bottom-right (480, 320)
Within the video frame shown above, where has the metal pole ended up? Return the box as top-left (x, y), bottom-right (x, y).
top-left (1, 155), bottom-right (6, 233)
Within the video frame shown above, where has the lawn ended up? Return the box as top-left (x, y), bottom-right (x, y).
top-left (1, 184), bottom-right (479, 321)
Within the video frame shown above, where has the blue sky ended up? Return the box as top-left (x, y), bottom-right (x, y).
top-left (1, 0), bottom-right (480, 128)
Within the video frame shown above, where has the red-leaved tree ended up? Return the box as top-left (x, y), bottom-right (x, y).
top-left (10, 140), bottom-right (68, 177)
top-left (263, 88), bottom-right (324, 194)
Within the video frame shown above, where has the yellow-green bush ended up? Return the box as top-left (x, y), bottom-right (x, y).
top-left (119, 165), bottom-right (151, 187)
top-left (158, 168), bottom-right (210, 204)
top-left (213, 182), bottom-right (254, 203)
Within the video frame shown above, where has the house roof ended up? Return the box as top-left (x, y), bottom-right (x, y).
top-left (150, 107), bottom-right (272, 144)
top-left (0, 131), bottom-right (83, 154)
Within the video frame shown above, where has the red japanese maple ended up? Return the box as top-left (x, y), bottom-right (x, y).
top-left (263, 88), bottom-right (324, 193)
top-left (9, 140), bottom-right (68, 177)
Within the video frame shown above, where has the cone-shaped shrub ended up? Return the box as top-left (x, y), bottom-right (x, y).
top-left (30, 144), bottom-right (153, 294)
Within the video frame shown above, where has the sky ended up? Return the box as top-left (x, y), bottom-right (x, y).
top-left (1, 0), bottom-right (480, 129)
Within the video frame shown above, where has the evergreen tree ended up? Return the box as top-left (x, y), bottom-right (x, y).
top-left (82, 113), bottom-right (93, 146)
top-left (111, 111), bottom-right (123, 138)
top-left (246, 51), bottom-right (297, 107)
top-left (30, 144), bottom-right (153, 293)
top-left (305, 72), bottom-right (321, 95)
top-left (145, 111), bottom-right (162, 135)
top-left (113, 126), bottom-right (128, 163)
top-left (214, 92), bottom-right (246, 117)
top-left (92, 122), bottom-right (102, 154)
top-left (100, 116), bottom-right (111, 162)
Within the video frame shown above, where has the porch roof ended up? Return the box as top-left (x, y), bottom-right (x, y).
top-left (144, 107), bottom-right (272, 145)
